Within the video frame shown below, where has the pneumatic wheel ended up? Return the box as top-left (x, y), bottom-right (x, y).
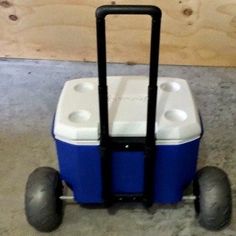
top-left (193, 166), bottom-right (232, 230)
top-left (25, 167), bottom-right (63, 232)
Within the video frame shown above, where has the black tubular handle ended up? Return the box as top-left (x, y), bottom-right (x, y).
top-left (96, 5), bottom-right (162, 145)
top-left (96, 5), bottom-right (161, 18)
top-left (96, 5), bottom-right (162, 207)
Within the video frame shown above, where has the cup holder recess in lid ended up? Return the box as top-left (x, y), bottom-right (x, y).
top-left (69, 110), bottom-right (91, 123)
top-left (164, 109), bottom-right (187, 122)
top-left (74, 82), bottom-right (94, 93)
top-left (160, 82), bottom-right (181, 92)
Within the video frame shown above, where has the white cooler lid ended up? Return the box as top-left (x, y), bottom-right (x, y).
top-left (54, 76), bottom-right (201, 142)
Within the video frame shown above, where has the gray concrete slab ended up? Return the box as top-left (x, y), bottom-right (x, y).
top-left (0, 59), bottom-right (235, 235)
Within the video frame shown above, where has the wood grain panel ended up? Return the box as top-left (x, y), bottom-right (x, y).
top-left (0, 0), bottom-right (236, 66)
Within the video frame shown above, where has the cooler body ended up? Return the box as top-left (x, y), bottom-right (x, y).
top-left (53, 76), bottom-right (202, 204)
top-left (55, 138), bottom-right (200, 204)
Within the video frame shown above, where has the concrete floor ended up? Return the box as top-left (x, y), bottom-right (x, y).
top-left (0, 59), bottom-right (235, 236)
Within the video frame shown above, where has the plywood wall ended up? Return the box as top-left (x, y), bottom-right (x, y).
top-left (0, 0), bottom-right (236, 66)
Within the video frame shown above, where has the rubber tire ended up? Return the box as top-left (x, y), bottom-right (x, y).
top-left (25, 167), bottom-right (63, 232)
top-left (193, 166), bottom-right (232, 230)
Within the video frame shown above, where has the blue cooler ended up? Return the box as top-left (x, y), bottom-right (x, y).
top-left (53, 6), bottom-right (202, 206)
top-left (53, 76), bottom-right (202, 205)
